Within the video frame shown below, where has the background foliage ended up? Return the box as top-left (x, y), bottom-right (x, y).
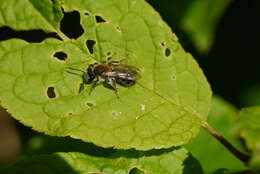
top-left (0, 0), bottom-right (260, 174)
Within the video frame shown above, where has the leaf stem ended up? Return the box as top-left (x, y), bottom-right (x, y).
top-left (202, 122), bottom-right (250, 164)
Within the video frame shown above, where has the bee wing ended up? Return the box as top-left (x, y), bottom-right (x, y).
top-left (103, 72), bottom-right (117, 77)
top-left (114, 66), bottom-right (140, 80)
top-left (103, 71), bottom-right (135, 80)
top-left (115, 72), bottom-right (136, 80)
top-left (103, 66), bottom-right (140, 80)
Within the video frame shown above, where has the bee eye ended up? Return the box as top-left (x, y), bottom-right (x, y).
top-left (84, 72), bottom-right (92, 83)
top-left (84, 67), bottom-right (95, 83)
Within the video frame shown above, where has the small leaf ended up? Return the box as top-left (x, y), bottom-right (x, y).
top-left (240, 85), bottom-right (260, 106)
top-left (29, 0), bottom-right (63, 30)
top-left (0, 0), bottom-right (211, 150)
top-left (213, 168), bottom-right (229, 174)
top-left (146, 0), bottom-right (232, 53)
top-left (0, 0), bottom-right (62, 32)
top-left (239, 107), bottom-right (260, 150)
top-left (250, 148), bottom-right (260, 172)
top-left (24, 135), bottom-right (115, 157)
top-left (185, 96), bottom-right (246, 173)
top-left (181, 0), bottom-right (233, 53)
top-left (0, 148), bottom-right (203, 174)
top-left (239, 106), bottom-right (260, 172)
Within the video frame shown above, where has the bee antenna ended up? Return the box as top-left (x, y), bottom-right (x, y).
top-left (68, 67), bottom-right (85, 73)
top-left (66, 71), bottom-right (83, 77)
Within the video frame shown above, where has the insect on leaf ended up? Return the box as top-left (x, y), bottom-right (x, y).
top-left (0, 0), bottom-right (212, 150)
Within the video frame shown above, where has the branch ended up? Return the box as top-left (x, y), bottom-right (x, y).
top-left (202, 122), bottom-right (250, 164)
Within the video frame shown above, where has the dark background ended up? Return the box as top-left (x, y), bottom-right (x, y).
top-left (148, 0), bottom-right (260, 108)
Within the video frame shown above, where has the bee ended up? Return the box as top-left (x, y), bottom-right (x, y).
top-left (69, 58), bottom-right (140, 96)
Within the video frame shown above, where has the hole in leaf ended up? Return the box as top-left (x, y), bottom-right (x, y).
top-left (95, 15), bottom-right (106, 23)
top-left (161, 42), bottom-right (166, 47)
top-left (86, 40), bottom-right (96, 54)
top-left (0, 26), bottom-right (61, 42)
top-left (47, 87), bottom-right (56, 99)
top-left (60, 10), bottom-right (84, 39)
top-left (165, 48), bottom-right (171, 57)
top-left (172, 74), bottom-right (176, 80)
top-left (106, 51), bottom-right (113, 59)
top-left (111, 111), bottom-right (122, 117)
top-left (115, 25), bottom-right (121, 31)
top-left (106, 51), bottom-right (112, 56)
top-left (86, 102), bottom-right (94, 107)
top-left (53, 51), bottom-right (68, 61)
top-left (84, 12), bottom-right (90, 16)
top-left (129, 168), bottom-right (144, 174)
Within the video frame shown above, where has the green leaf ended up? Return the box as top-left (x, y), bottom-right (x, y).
top-left (24, 135), bottom-right (115, 157)
top-left (0, 0), bottom-right (211, 150)
top-left (181, 0), bottom-right (232, 53)
top-left (0, 0), bottom-right (62, 32)
top-left (185, 96), bottom-right (246, 174)
top-left (239, 106), bottom-right (260, 172)
top-left (1, 148), bottom-right (203, 174)
top-left (213, 168), bottom-right (229, 174)
top-left (146, 0), bottom-right (232, 53)
top-left (240, 85), bottom-right (260, 106)
top-left (250, 148), bottom-right (260, 172)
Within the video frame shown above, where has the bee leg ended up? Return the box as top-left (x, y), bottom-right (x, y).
top-left (108, 58), bottom-right (127, 66)
top-left (105, 77), bottom-right (119, 98)
top-left (88, 78), bottom-right (102, 95)
top-left (79, 83), bottom-right (85, 93)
